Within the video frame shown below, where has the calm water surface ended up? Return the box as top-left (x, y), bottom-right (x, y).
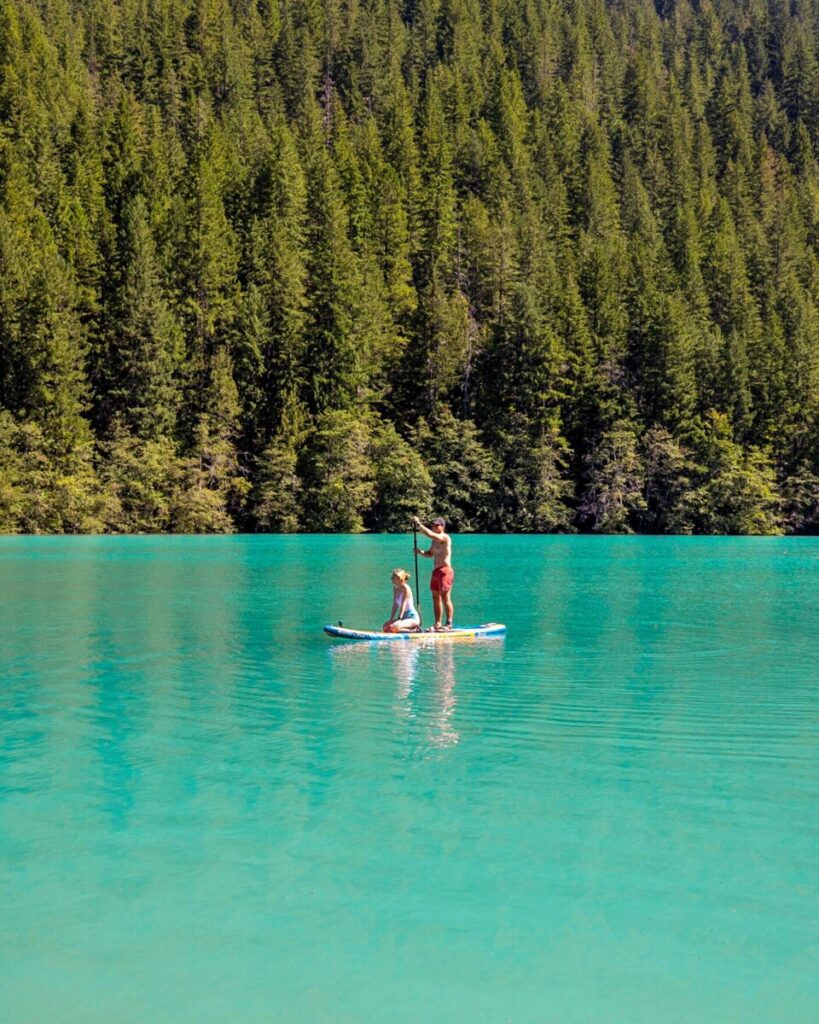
top-left (1, 536), bottom-right (817, 1023)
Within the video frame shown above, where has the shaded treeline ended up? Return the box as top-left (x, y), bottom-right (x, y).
top-left (1, 0), bottom-right (818, 533)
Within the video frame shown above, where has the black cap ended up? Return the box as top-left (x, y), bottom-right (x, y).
top-left (431, 517), bottom-right (445, 526)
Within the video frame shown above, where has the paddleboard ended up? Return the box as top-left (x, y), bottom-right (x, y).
top-left (324, 623), bottom-right (506, 641)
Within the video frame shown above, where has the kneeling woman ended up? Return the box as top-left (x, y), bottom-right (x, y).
top-left (383, 569), bottom-right (421, 632)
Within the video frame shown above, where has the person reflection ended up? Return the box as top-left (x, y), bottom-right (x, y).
top-left (390, 641), bottom-right (458, 747)
top-left (428, 643), bottom-right (459, 749)
top-left (390, 642), bottom-right (420, 720)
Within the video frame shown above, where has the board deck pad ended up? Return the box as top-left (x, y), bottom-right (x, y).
top-left (324, 623), bottom-right (506, 641)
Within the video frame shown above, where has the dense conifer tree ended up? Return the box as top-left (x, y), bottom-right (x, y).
top-left (104, 196), bottom-right (182, 439)
top-left (0, 0), bottom-right (817, 534)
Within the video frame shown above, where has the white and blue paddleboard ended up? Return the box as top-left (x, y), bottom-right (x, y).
top-left (324, 623), bottom-right (506, 642)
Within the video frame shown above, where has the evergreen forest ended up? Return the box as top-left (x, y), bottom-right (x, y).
top-left (1, 0), bottom-right (818, 534)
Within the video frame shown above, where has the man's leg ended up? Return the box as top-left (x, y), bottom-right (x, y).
top-left (443, 589), bottom-right (454, 627)
top-left (431, 590), bottom-right (443, 628)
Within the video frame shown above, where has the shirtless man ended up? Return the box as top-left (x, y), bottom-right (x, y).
top-left (412, 515), bottom-right (454, 631)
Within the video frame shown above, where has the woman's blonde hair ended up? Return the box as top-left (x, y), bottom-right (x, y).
top-left (391, 568), bottom-right (411, 584)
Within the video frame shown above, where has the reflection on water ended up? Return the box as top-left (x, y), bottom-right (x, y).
top-left (1, 536), bottom-right (817, 1024)
top-left (390, 643), bottom-right (459, 749)
top-left (427, 644), bottom-right (459, 749)
top-left (330, 639), bottom-right (463, 750)
top-left (389, 643), bottom-right (419, 712)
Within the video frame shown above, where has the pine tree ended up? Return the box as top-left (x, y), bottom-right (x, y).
top-left (173, 348), bottom-right (248, 532)
top-left (413, 406), bottom-right (499, 530)
top-left (685, 412), bottom-right (782, 533)
top-left (579, 421), bottom-right (646, 533)
top-left (101, 426), bottom-right (184, 533)
top-left (104, 195), bottom-right (182, 439)
top-left (252, 431), bottom-right (302, 533)
top-left (172, 113), bottom-right (240, 432)
top-left (298, 409), bottom-right (376, 532)
top-left (368, 418), bottom-right (434, 532)
top-left (300, 98), bottom-right (366, 413)
top-left (1, 0), bottom-right (817, 534)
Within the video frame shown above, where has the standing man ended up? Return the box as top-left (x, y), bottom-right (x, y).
top-left (412, 515), bottom-right (454, 631)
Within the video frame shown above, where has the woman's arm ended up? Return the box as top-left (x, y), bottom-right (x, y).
top-left (384, 591), bottom-right (401, 630)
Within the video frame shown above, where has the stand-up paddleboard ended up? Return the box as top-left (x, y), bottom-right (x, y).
top-left (324, 623), bottom-right (506, 641)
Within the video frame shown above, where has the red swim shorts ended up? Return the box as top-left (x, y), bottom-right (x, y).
top-left (430, 565), bottom-right (455, 593)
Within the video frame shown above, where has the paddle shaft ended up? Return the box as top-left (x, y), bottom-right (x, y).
top-left (413, 525), bottom-right (422, 626)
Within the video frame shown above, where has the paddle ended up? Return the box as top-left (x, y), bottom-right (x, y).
top-left (413, 522), bottom-right (422, 628)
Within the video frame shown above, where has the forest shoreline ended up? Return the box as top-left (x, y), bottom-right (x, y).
top-left (1, 1), bottom-right (817, 536)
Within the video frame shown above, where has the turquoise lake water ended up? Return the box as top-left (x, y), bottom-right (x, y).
top-left (1, 536), bottom-right (817, 1023)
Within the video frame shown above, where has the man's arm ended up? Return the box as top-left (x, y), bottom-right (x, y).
top-left (411, 516), bottom-right (449, 542)
top-left (412, 516), bottom-right (435, 540)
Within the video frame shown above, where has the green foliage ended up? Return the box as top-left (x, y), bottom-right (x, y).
top-left (414, 406), bottom-right (499, 531)
top-left (170, 348), bottom-right (248, 532)
top-left (0, 412), bottom-right (105, 533)
top-left (684, 413), bottom-right (783, 534)
top-left (640, 425), bottom-right (697, 534)
top-left (1, 0), bottom-right (818, 534)
top-left (252, 432), bottom-right (302, 533)
top-left (489, 418), bottom-right (575, 533)
top-left (169, 483), bottom-right (236, 534)
top-left (580, 421), bottom-right (646, 534)
top-left (101, 427), bottom-right (185, 533)
top-left (369, 420), bottom-right (434, 532)
top-left (780, 466), bottom-right (819, 535)
top-left (298, 409), bottom-right (375, 532)
top-left (104, 196), bottom-right (182, 439)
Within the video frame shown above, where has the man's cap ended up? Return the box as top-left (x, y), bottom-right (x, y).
top-left (431, 516), bottom-right (446, 526)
